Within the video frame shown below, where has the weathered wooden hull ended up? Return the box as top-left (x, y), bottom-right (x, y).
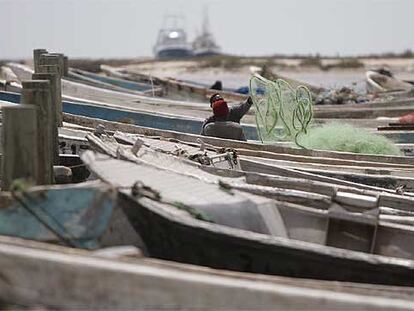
top-left (68, 68), bottom-right (163, 96)
top-left (1, 236), bottom-right (413, 309)
top-left (63, 112), bottom-right (414, 166)
top-left (79, 144), bottom-right (414, 286)
top-left (0, 183), bottom-right (116, 249)
top-left (101, 64), bottom-right (248, 103)
top-left (0, 90), bottom-right (260, 140)
top-left (118, 191), bottom-right (414, 286)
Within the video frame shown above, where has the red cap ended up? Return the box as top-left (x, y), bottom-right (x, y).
top-left (212, 99), bottom-right (229, 118)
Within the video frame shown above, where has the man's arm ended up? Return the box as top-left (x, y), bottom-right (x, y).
top-left (228, 97), bottom-right (253, 122)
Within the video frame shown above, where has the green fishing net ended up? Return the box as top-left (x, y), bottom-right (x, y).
top-left (249, 74), bottom-right (313, 147)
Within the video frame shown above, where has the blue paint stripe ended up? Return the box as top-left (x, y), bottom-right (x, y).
top-left (0, 91), bottom-right (259, 140)
top-left (76, 72), bottom-right (153, 92)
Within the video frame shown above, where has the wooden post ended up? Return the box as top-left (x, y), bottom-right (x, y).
top-left (33, 49), bottom-right (48, 73)
top-left (38, 64), bottom-right (63, 126)
top-left (38, 55), bottom-right (64, 127)
top-left (49, 53), bottom-right (65, 76)
top-left (39, 54), bottom-right (63, 78)
top-left (32, 72), bottom-right (59, 165)
top-left (1, 105), bottom-right (39, 190)
top-left (63, 56), bottom-right (69, 76)
top-left (21, 80), bottom-right (54, 185)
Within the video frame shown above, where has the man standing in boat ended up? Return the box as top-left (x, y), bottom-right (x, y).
top-left (200, 94), bottom-right (253, 141)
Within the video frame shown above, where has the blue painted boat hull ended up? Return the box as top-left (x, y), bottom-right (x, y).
top-left (71, 70), bottom-right (154, 92)
top-left (0, 184), bottom-right (116, 249)
top-left (0, 91), bottom-right (259, 140)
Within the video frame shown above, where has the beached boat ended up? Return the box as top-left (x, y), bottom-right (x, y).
top-left (6, 63), bottom-right (414, 124)
top-left (366, 69), bottom-right (414, 93)
top-left (81, 146), bottom-right (414, 286)
top-left (63, 111), bottom-right (414, 174)
top-left (95, 130), bottom-right (414, 214)
top-left (67, 68), bottom-right (163, 96)
top-left (1, 236), bottom-right (413, 309)
top-left (101, 64), bottom-right (248, 103)
top-left (0, 90), bottom-right (259, 140)
top-left (0, 182), bottom-right (116, 248)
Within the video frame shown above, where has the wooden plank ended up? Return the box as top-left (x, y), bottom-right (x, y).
top-left (378, 126), bottom-right (414, 131)
top-left (33, 48), bottom-right (48, 73)
top-left (32, 72), bottom-right (60, 164)
top-left (1, 105), bottom-right (38, 189)
top-left (38, 65), bottom-right (63, 126)
top-left (21, 80), bottom-right (54, 184)
top-left (2, 237), bottom-right (414, 309)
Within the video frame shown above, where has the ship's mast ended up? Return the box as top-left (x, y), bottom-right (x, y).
top-left (202, 5), bottom-right (210, 35)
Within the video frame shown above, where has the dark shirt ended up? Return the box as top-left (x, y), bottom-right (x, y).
top-left (203, 121), bottom-right (247, 141)
top-left (200, 97), bottom-right (253, 135)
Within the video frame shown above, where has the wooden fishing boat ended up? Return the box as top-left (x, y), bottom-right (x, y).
top-left (93, 131), bottom-right (414, 213)
top-left (1, 236), bottom-right (413, 309)
top-left (101, 64), bottom-right (247, 103)
top-left (110, 130), bottom-right (414, 200)
top-left (45, 120), bottom-right (413, 213)
top-left (6, 63), bottom-right (414, 126)
top-left (81, 147), bottom-right (414, 286)
top-left (0, 90), bottom-right (259, 140)
top-left (103, 64), bottom-right (414, 111)
top-left (366, 69), bottom-right (414, 93)
top-left (5, 88), bottom-right (414, 148)
top-left (0, 182), bottom-right (116, 248)
top-left (62, 112), bottom-right (414, 167)
top-left (67, 68), bottom-right (163, 96)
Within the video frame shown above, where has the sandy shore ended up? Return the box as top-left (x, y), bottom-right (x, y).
top-left (124, 58), bottom-right (414, 91)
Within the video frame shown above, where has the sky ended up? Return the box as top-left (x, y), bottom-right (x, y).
top-left (1, 0), bottom-right (413, 59)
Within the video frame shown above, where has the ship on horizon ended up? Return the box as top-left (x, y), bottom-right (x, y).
top-left (192, 10), bottom-right (221, 57)
top-left (153, 12), bottom-right (221, 59)
top-left (153, 15), bottom-right (194, 59)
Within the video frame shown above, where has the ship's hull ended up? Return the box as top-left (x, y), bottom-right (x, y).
top-left (155, 47), bottom-right (194, 59)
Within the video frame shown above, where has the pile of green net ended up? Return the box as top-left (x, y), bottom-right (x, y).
top-left (249, 74), bottom-right (313, 147)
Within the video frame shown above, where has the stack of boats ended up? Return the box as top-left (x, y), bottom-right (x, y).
top-left (2, 58), bottom-right (414, 308)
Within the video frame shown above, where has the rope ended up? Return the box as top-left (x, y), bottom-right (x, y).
top-left (249, 74), bottom-right (313, 148)
top-left (11, 191), bottom-right (80, 248)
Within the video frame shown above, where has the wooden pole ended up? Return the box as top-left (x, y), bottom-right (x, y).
top-left (1, 105), bottom-right (39, 190)
top-left (21, 80), bottom-right (54, 185)
top-left (33, 49), bottom-right (48, 73)
top-left (32, 72), bottom-right (59, 165)
top-left (63, 56), bottom-right (69, 76)
top-left (37, 65), bottom-right (63, 127)
top-left (38, 54), bottom-right (63, 78)
top-left (49, 53), bottom-right (65, 77)
top-left (39, 54), bottom-right (64, 78)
